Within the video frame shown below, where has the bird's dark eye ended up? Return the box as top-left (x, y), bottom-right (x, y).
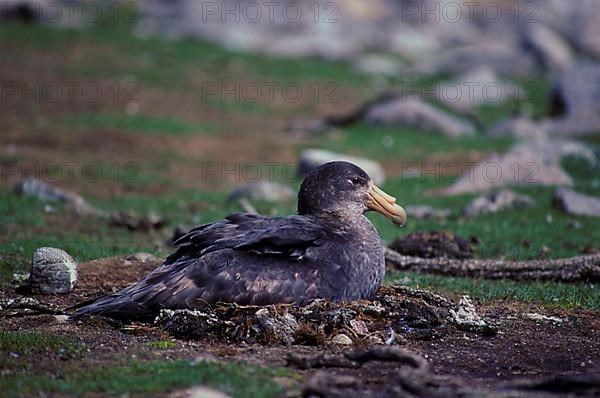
top-left (349, 177), bottom-right (365, 185)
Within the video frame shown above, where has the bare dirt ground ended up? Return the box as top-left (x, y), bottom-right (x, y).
top-left (0, 35), bottom-right (311, 199)
top-left (2, 255), bottom-right (598, 395)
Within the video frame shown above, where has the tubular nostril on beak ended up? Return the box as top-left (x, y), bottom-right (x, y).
top-left (365, 183), bottom-right (407, 227)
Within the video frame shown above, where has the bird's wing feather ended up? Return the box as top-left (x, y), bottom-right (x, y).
top-left (168, 213), bottom-right (325, 263)
top-left (71, 213), bottom-right (327, 320)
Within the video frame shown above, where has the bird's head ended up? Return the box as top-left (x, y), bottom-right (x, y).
top-left (298, 161), bottom-right (407, 227)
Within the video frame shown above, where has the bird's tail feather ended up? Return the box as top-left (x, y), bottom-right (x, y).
top-left (70, 294), bottom-right (155, 321)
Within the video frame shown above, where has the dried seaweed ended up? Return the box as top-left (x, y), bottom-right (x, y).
top-left (155, 286), bottom-right (495, 345)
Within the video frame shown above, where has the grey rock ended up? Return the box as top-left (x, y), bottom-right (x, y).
top-left (578, 13), bottom-right (600, 59)
top-left (331, 333), bottom-right (353, 345)
top-left (525, 312), bottom-right (565, 324)
top-left (255, 308), bottom-right (298, 345)
top-left (353, 54), bottom-right (403, 77)
top-left (12, 272), bottom-right (30, 284)
top-left (285, 119), bottom-right (329, 136)
top-left (298, 149), bottom-right (385, 184)
top-left (405, 206), bottom-right (450, 220)
top-left (133, 0), bottom-right (515, 66)
top-left (435, 66), bottom-right (523, 112)
top-left (389, 26), bottom-right (441, 61)
top-left (550, 63), bottom-right (600, 117)
top-left (15, 178), bottom-right (103, 217)
top-left (16, 178), bottom-right (76, 203)
top-left (562, 0), bottom-right (600, 59)
top-left (137, 0), bottom-right (396, 60)
top-left (349, 318), bottom-right (369, 336)
top-left (522, 24), bottom-right (574, 71)
top-left (364, 96), bottom-right (476, 137)
top-left (441, 140), bottom-right (595, 195)
top-left (464, 190), bottom-right (535, 218)
top-left (185, 387), bottom-right (232, 398)
top-left (487, 116), bottom-right (548, 140)
top-left (29, 247), bottom-right (77, 294)
top-left (156, 309), bottom-right (222, 340)
top-left (553, 188), bottom-right (600, 217)
top-left (54, 315), bottom-right (69, 323)
top-left (449, 296), bottom-right (489, 330)
top-left (542, 117), bottom-right (600, 138)
top-left (544, 62), bottom-right (600, 137)
top-left (536, 139), bottom-right (597, 165)
top-left (115, 0), bottom-right (600, 71)
top-left (412, 44), bottom-right (537, 78)
top-left (110, 210), bottom-right (166, 231)
top-left (227, 181), bottom-right (294, 203)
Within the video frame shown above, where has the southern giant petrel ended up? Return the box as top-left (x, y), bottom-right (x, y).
top-left (73, 161), bottom-right (407, 320)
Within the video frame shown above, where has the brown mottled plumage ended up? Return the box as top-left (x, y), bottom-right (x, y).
top-left (72, 162), bottom-right (406, 320)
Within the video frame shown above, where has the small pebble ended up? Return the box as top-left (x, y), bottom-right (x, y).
top-left (332, 334), bottom-right (353, 345)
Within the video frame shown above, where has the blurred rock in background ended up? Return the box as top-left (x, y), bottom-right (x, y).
top-left (6, 0), bottom-right (599, 76)
top-left (134, 0), bottom-right (599, 74)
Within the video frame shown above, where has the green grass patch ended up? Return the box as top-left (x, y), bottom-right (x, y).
top-left (0, 186), bottom-right (225, 283)
top-left (64, 113), bottom-right (216, 136)
top-left (0, 24), bottom-right (369, 89)
top-left (0, 192), bottom-right (47, 226)
top-left (469, 77), bottom-right (552, 127)
top-left (0, 359), bottom-right (290, 398)
top-left (315, 123), bottom-right (514, 162)
top-left (92, 189), bottom-right (229, 224)
top-left (0, 188), bottom-right (229, 286)
top-left (0, 331), bottom-right (83, 355)
top-left (386, 272), bottom-right (599, 310)
top-left (0, 24), bottom-right (75, 49)
top-left (147, 340), bottom-right (177, 350)
top-left (133, 36), bottom-right (369, 86)
top-left (369, 144), bottom-right (600, 261)
top-left (515, 77), bottom-right (553, 119)
top-left (0, 211), bottom-right (163, 286)
top-left (563, 156), bottom-right (600, 195)
top-left (373, 179), bottom-right (600, 261)
top-left (0, 260), bottom-right (15, 285)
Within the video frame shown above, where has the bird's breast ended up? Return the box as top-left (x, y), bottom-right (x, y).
top-left (306, 226), bottom-right (385, 301)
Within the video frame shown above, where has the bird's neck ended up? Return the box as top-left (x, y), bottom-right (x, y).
top-left (310, 211), bottom-right (385, 300)
top-left (308, 210), bottom-right (380, 240)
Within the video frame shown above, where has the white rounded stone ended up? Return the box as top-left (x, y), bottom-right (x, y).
top-left (29, 247), bottom-right (78, 294)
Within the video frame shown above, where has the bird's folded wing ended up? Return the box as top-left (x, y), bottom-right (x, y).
top-left (168, 213), bottom-right (325, 262)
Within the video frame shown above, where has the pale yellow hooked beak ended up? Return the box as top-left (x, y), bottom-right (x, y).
top-left (365, 183), bottom-right (407, 227)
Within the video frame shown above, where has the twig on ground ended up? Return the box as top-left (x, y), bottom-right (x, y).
top-left (385, 248), bottom-right (600, 282)
top-left (301, 347), bottom-right (600, 398)
top-left (0, 297), bottom-right (63, 316)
